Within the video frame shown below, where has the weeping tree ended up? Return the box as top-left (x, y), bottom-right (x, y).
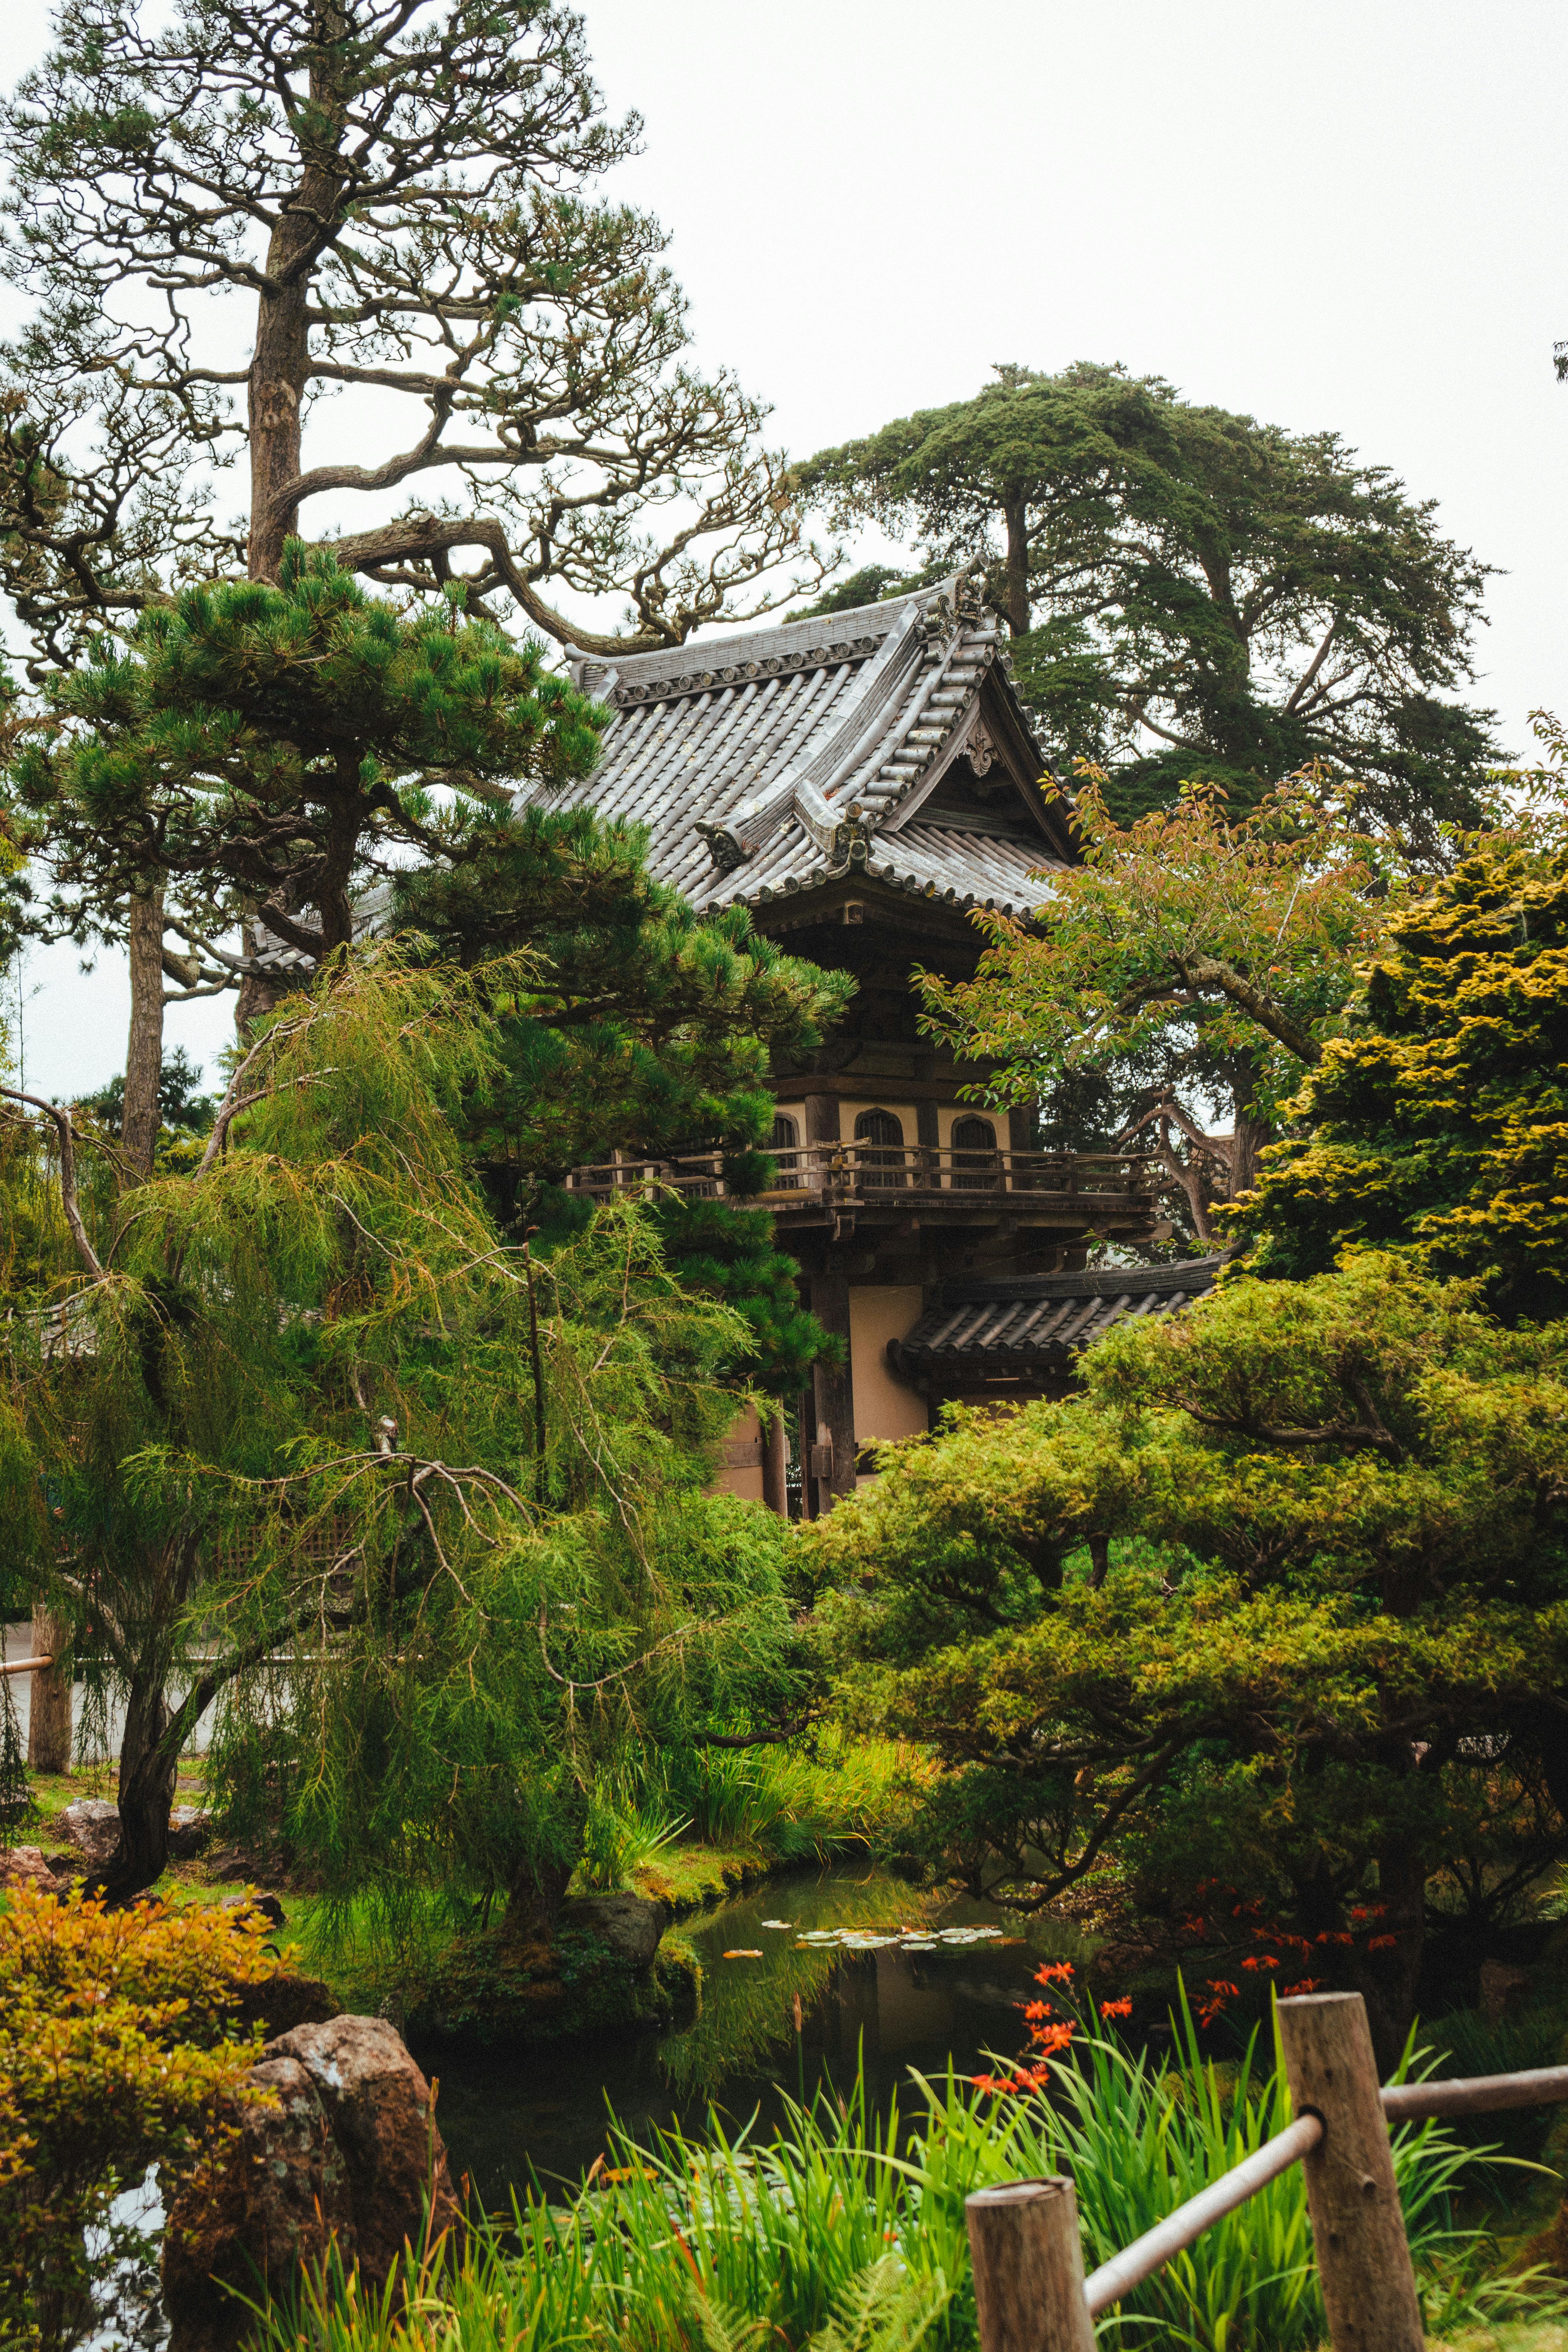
top-left (0, 946), bottom-right (803, 1910)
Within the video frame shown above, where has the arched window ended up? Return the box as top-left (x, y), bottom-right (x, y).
top-left (854, 1106), bottom-right (906, 1187)
top-left (769, 1111), bottom-right (800, 1189)
top-left (951, 1113), bottom-right (1000, 1191)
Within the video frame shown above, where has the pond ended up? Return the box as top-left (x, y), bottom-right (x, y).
top-left (417, 1864), bottom-right (1097, 2210)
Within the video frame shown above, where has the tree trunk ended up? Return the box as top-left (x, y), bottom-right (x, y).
top-left (236, 917), bottom-right (296, 1035)
top-left (123, 889), bottom-right (165, 1178)
top-left (501, 1852), bottom-right (577, 1947)
top-left (1227, 1065), bottom-right (1272, 1201)
top-left (1349, 1840), bottom-right (1427, 2074)
top-left (1002, 490), bottom-right (1031, 635)
top-left (26, 1603), bottom-right (72, 1776)
top-left (83, 1670), bottom-right (179, 1904)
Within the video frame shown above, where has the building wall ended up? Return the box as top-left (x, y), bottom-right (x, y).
top-left (849, 1287), bottom-right (928, 1447)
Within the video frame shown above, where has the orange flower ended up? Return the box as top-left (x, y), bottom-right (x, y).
top-left (1280, 1978), bottom-right (1323, 1996)
top-left (1367, 1933), bottom-right (1397, 1951)
top-left (1031, 2021), bottom-right (1076, 2054)
top-left (1100, 1997), bottom-right (1133, 2020)
top-left (1207, 1980), bottom-right (1240, 1998)
top-left (1022, 2000), bottom-right (1051, 2022)
top-left (1035, 1961), bottom-right (1075, 1985)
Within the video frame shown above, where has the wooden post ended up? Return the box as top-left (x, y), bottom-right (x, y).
top-left (1276, 1992), bottom-right (1424, 2352)
top-left (966, 2177), bottom-right (1095, 2352)
top-left (761, 1403), bottom-right (788, 1517)
top-left (27, 1604), bottom-right (72, 1776)
top-left (808, 1264), bottom-right (857, 1512)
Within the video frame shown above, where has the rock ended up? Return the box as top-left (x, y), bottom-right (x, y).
top-left (167, 1806), bottom-right (213, 1859)
top-left (44, 1850), bottom-right (81, 1878)
top-left (163, 2053), bottom-right (354, 2352)
top-left (0, 1845), bottom-right (69, 1895)
top-left (163, 2014), bottom-right (459, 2352)
top-left (206, 1842), bottom-right (272, 1884)
top-left (221, 1890), bottom-right (287, 1932)
top-left (61, 1797), bottom-right (121, 1868)
top-left (1479, 1958), bottom-right (1533, 2023)
top-left (559, 1891), bottom-right (669, 1971)
top-left (224, 1971), bottom-right (336, 2040)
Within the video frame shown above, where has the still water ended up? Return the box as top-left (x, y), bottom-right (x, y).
top-left (418, 1866), bottom-right (1094, 2210)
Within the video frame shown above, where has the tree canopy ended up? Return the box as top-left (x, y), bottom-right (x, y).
top-left (1236, 782), bottom-right (1568, 1322)
top-left (0, 946), bottom-right (806, 1914)
top-left (807, 1253), bottom-right (1568, 2060)
top-left (801, 363), bottom-right (1499, 838)
top-left (0, 0), bottom-right (829, 662)
top-left (918, 771), bottom-right (1398, 1238)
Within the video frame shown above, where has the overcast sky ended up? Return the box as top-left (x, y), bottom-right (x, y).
top-left (5, 0), bottom-right (1564, 1100)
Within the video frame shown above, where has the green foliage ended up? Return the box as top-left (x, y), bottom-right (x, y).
top-left (801, 361), bottom-right (1500, 838)
top-left (399, 808), bottom-right (852, 1192)
top-left (5, 543), bottom-right (603, 962)
top-left (651, 1191), bottom-right (839, 1397)
top-left (639, 1726), bottom-right (924, 1867)
top-left (919, 768), bottom-right (1400, 1237)
top-left (806, 1254), bottom-right (1568, 2055)
top-left (0, 943), bottom-right (806, 1920)
top-left (75, 1045), bottom-right (214, 1143)
top-left (0, 1888), bottom-right (282, 2352)
top-left (250, 2026), bottom-right (1520, 2352)
top-left (1238, 772), bottom-right (1568, 1320)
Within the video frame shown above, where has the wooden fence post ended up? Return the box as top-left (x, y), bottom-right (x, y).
top-left (965, 2178), bottom-right (1096, 2352)
top-left (1276, 1992), bottom-right (1424, 2352)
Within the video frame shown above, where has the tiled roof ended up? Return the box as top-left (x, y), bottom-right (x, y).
top-left (518, 572), bottom-right (1072, 917)
top-left (889, 1258), bottom-right (1223, 1381)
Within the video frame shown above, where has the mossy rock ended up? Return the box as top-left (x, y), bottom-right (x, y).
top-left (407, 1918), bottom-right (697, 2050)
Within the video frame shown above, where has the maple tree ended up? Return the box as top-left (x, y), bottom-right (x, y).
top-left (919, 769), bottom-right (1398, 1237)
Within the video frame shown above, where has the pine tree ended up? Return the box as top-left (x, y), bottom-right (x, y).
top-left (801, 363), bottom-right (1499, 844)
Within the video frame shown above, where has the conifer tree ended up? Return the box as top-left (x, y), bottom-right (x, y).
top-left (1236, 748), bottom-right (1568, 1320)
top-left (802, 363), bottom-right (1498, 841)
top-left (0, 1), bottom-right (826, 659)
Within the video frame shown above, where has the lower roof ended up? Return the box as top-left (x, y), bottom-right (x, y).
top-left (889, 1258), bottom-right (1223, 1383)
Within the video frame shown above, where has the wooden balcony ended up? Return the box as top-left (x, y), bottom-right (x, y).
top-left (566, 1143), bottom-right (1160, 1236)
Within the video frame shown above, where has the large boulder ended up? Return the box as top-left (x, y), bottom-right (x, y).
top-left (163, 2014), bottom-right (459, 2352)
top-left (0, 1845), bottom-right (69, 1895)
top-left (61, 1796), bottom-right (121, 1869)
top-left (167, 1806), bottom-right (213, 1860)
top-left (558, 1890), bottom-right (669, 1970)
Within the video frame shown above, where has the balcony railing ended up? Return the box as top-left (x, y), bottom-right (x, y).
top-left (565, 1143), bottom-right (1156, 1210)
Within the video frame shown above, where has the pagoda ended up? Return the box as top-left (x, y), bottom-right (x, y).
top-left (526, 575), bottom-right (1212, 1511)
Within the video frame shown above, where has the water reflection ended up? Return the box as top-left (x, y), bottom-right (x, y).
top-left (422, 1866), bottom-right (1093, 2210)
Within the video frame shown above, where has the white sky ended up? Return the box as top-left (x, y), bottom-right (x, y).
top-left (5, 0), bottom-right (1564, 1100)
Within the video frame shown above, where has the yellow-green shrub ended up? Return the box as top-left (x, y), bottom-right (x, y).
top-left (0, 1887), bottom-right (283, 2352)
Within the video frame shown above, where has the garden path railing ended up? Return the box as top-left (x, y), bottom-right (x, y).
top-left (964, 1990), bottom-right (1568, 2352)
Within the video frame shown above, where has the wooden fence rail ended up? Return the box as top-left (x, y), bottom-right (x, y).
top-left (965, 1990), bottom-right (1568, 2352)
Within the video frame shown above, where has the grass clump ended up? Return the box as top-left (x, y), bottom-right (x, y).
top-left (641, 1728), bottom-right (928, 1868)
